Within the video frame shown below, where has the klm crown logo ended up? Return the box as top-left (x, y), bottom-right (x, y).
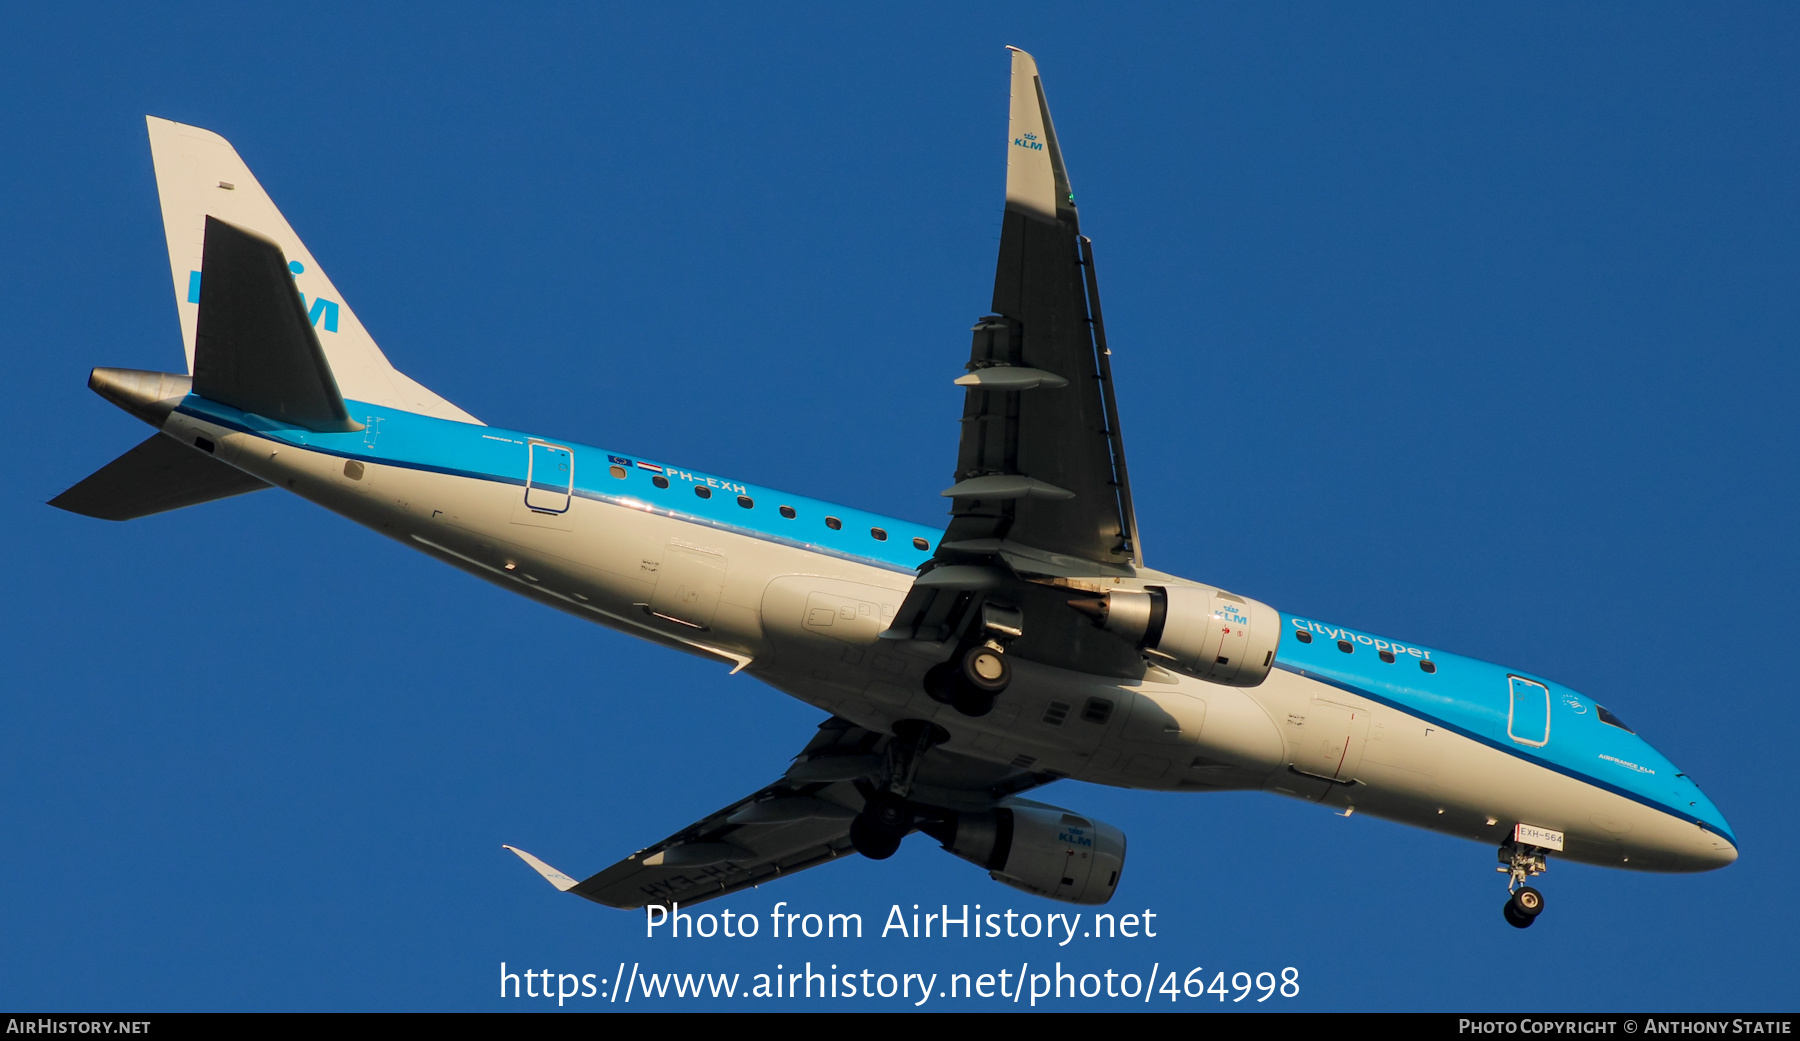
top-left (184, 258), bottom-right (339, 332)
top-left (1013, 131), bottom-right (1045, 151)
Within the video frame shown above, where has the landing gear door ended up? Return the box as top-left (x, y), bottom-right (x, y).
top-left (525, 441), bottom-right (573, 514)
top-left (1507, 676), bottom-right (1550, 747)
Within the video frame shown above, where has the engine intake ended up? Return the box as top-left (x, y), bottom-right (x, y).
top-left (927, 803), bottom-right (1126, 905)
top-left (1069, 583), bottom-right (1280, 686)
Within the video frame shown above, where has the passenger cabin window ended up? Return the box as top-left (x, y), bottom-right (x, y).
top-left (1294, 630), bottom-right (1313, 644)
top-left (1597, 705), bottom-right (1635, 734)
top-left (912, 537), bottom-right (930, 551)
top-left (1337, 640), bottom-right (1353, 653)
top-left (1420, 660), bottom-right (1437, 674)
top-left (609, 464), bottom-right (627, 479)
top-left (737, 495), bottom-right (754, 509)
top-left (825, 516), bottom-right (842, 530)
top-left (1379, 650), bottom-right (1396, 663)
top-left (652, 475), bottom-right (669, 489)
top-left (779, 505), bottom-right (797, 519)
top-left (870, 528), bottom-right (888, 541)
top-left (695, 486), bottom-right (712, 499)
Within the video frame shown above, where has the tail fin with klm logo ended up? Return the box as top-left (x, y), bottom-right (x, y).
top-left (145, 115), bottom-right (480, 425)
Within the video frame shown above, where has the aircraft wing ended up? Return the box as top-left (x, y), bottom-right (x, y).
top-left (883, 50), bottom-right (1149, 679)
top-left (938, 47), bottom-right (1141, 576)
top-left (507, 717), bottom-right (1046, 910)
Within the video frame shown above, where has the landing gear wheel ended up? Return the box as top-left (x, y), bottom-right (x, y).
top-left (960, 645), bottom-right (1011, 693)
top-left (1510, 886), bottom-right (1545, 918)
top-left (924, 659), bottom-right (997, 717)
top-left (1502, 900), bottom-right (1534, 929)
top-left (864, 792), bottom-right (913, 833)
top-left (850, 793), bottom-right (912, 860)
top-left (849, 815), bottom-right (903, 860)
top-left (1496, 840), bottom-right (1551, 928)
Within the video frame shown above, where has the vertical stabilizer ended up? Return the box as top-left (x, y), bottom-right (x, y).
top-left (146, 116), bottom-right (481, 424)
top-left (193, 216), bottom-right (361, 432)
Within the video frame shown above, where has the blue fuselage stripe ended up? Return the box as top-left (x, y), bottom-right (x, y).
top-left (175, 399), bottom-right (935, 574)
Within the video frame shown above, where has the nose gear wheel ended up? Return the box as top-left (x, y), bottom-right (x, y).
top-left (1496, 840), bottom-right (1550, 928)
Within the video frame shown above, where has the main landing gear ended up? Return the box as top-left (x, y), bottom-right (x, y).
top-left (925, 645), bottom-right (1010, 717)
top-left (1498, 841), bottom-right (1550, 929)
top-left (849, 720), bottom-right (946, 861)
top-left (849, 791), bottom-right (912, 861)
top-left (923, 601), bottom-right (1023, 718)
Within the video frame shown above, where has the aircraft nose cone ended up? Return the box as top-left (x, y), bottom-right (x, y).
top-left (1682, 827), bottom-right (1739, 871)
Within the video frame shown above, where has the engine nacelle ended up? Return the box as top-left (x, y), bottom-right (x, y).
top-left (1069, 583), bottom-right (1280, 686)
top-left (929, 803), bottom-right (1126, 905)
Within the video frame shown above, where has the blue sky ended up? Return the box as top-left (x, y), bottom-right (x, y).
top-left (2, 3), bottom-right (1796, 1012)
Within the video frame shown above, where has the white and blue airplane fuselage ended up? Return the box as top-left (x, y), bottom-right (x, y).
top-left (157, 393), bottom-right (1736, 870)
top-left (57, 52), bottom-right (1734, 925)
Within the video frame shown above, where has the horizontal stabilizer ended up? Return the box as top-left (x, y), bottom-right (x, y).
top-left (50, 433), bottom-right (267, 521)
top-left (193, 216), bottom-right (361, 433)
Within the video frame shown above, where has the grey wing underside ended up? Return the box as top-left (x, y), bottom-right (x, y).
top-left (507, 718), bottom-right (1049, 910)
top-left (944, 215), bottom-right (1140, 573)
top-left (559, 784), bottom-right (856, 910)
top-left (937, 56), bottom-right (1141, 576)
top-left (884, 54), bottom-right (1146, 673)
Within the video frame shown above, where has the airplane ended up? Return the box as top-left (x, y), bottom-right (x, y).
top-left (53, 47), bottom-right (1736, 930)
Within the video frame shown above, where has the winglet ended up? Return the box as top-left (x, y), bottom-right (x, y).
top-left (503, 845), bottom-right (581, 892)
top-left (1003, 47), bottom-right (1072, 224)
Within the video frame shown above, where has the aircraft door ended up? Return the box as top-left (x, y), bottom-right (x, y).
top-left (650, 545), bottom-right (728, 629)
top-left (1287, 698), bottom-right (1369, 783)
top-left (1507, 676), bottom-right (1550, 747)
top-left (525, 441), bottom-right (573, 513)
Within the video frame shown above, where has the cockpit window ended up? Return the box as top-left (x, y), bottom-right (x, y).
top-left (1596, 705), bottom-right (1635, 734)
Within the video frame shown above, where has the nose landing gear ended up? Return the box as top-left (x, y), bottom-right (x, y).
top-left (1503, 885), bottom-right (1545, 928)
top-left (1498, 841), bottom-right (1550, 928)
